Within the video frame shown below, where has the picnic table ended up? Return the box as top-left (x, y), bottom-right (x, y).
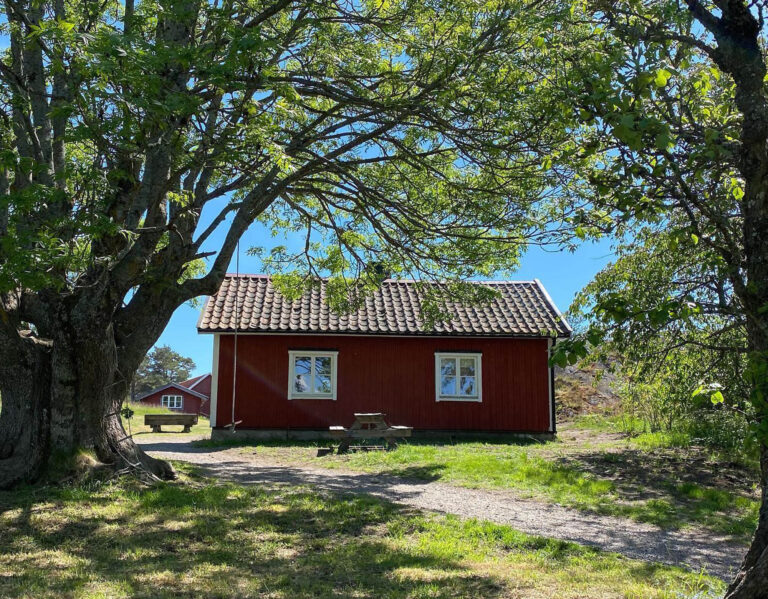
top-left (329, 413), bottom-right (412, 454)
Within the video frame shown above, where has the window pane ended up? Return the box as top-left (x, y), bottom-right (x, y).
top-left (315, 357), bottom-right (333, 393)
top-left (294, 356), bottom-right (311, 393)
top-left (440, 375), bottom-right (457, 395)
top-left (315, 374), bottom-right (332, 393)
top-left (315, 356), bottom-right (331, 376)
top-left (440, 358), bottom-right (456, 377)
top-left (295, 356), bottom-right (311, 375)
top-left (460, 376), bottom-right (476, 396)
top-left (460, 358), bottom-right (476, 377)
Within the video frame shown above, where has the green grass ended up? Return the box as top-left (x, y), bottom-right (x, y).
top-left (0, 469), bottom-right (725, 598)
top-left (199, 428), bottom-right (759, 539)
top-left (121, 402), bottom-right (210, 437)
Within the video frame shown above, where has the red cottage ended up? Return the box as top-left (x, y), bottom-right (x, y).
top-left (198, 276), bottom-right (571, 439)
top-left (135, 373), bottom-right (212, 417)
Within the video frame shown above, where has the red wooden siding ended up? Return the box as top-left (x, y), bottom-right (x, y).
top-left (214, 334), bottom-right (551, 432)
top-left (192, 375), bottom-right (212, 397)
top-left (139, 388), bottom-right (209, 416)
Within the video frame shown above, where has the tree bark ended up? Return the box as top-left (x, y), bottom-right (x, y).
top-left (704, 3), bottom-right (768, 596)
top-left (726, 273), bottom-right (768, 599)
top-left (0, 333), bottom-right (53, 488)
top-left (726, 445), bottom-right (768, 598)
top-left (0, 315), bottom-right (175, 489)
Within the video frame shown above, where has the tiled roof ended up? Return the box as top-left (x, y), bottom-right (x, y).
top-left (197, 275), bottom-right (571, 337)
top-left (178, 374), bottom-right (210, 390)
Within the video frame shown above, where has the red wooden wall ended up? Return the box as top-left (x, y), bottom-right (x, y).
top-left (214, 334), bottom-right (552, 432)
top-left (139, 388), bottom-right (209, 416)
top-left (191, 375), bottom-right (212, 397)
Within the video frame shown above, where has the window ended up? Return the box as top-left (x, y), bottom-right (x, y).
top-left (162, 394), bottom-right (183, 409)
top-left (288, 351), bottom-right (338, 400)
top-left (435, 353), bottom-right (482, 402)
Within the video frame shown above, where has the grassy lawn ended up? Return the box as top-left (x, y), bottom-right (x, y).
top-left (197, 422), bottom-right (759, 540)
top-left (0, 466), bottom-right (724, 599)
top-left (121, 402), bottom-right (210, 437)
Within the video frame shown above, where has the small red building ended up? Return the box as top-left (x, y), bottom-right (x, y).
top-left (198, 276), bottom-right (570, 438)
top-left (135, 373), bottom-right (212, 416)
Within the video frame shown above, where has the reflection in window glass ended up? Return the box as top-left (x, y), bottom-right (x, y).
top-left (315, 374), bottom-right (332, 393)
top-left (460, 358), bottom-right (475, 377)
top-left (440, 358), bottom-right (456, 377)
top-left (294, 356), bottom-right (311, 392)
top-left (315, 356), bottom-right (331, 375)
top-left (440, 374), bottom-right (457, 395)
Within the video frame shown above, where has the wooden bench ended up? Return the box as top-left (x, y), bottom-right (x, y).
top-left (329, 413), bottom-right (412, 453)
top-left (144, 413), bottom-right (198, 433)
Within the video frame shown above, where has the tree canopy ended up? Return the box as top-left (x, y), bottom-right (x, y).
top-left (0, 0), bottom-right (575, 307)
top-left (133, 345), bottom-right (196, 396)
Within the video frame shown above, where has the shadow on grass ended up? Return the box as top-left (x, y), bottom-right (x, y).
top-left (0, 480), bottom-right (504, 599)
top-left (370, 464), bottom-right (447, 482)
top-left (555, 449), bottom-right (759, 537)
top-left (0, 471), bottom-right (728, 598)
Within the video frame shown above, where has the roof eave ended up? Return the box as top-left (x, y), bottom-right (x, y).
top-left (197, 328), bottom-right (569, 338)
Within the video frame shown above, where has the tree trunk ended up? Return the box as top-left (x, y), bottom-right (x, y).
top-left (0, 334), bottom-right (53, 487)
top-left (725, 315), bottom-right (768, 598)
top-left (725, 445), bottom-right (768, 598)
top-left (0, 321), bottom-right (174, 489)
top-left (724, 98), bottom-right (768, 595)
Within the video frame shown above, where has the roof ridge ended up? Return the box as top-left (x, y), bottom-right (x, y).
top-left (221, 273), bottom-right (538, 285)
top-left (134, 381), bottom-right (210, 402)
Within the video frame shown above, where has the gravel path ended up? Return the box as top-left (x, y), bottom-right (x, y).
top-left (141, 439), bottom-right (746, 581)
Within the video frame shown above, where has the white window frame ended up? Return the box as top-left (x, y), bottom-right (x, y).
top-left (161, 394), bottom-right (183, 409)
top-left (434, 352), bottom-right (482, 402)
top-left (288, 350), bottom-right (339, 400)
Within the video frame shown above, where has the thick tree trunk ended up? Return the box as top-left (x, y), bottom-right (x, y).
top-left (0, 322), bottom-right (174, 489)
top-left (0, 334), bottom-right (53, 488)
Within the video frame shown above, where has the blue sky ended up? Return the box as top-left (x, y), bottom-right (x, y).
top-left (157, 215), bottom-right (615, 377)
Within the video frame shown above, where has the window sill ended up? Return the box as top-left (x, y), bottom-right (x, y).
top-left (436, 396), bottom-right (482, 403)
top-left (288, 395), bottom-right (337, 401)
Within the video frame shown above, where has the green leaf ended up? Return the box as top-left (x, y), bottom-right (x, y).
top-left (654, 132), bottom-right (672, 151)
top-left (654, 69), bottom-right (671, 87)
